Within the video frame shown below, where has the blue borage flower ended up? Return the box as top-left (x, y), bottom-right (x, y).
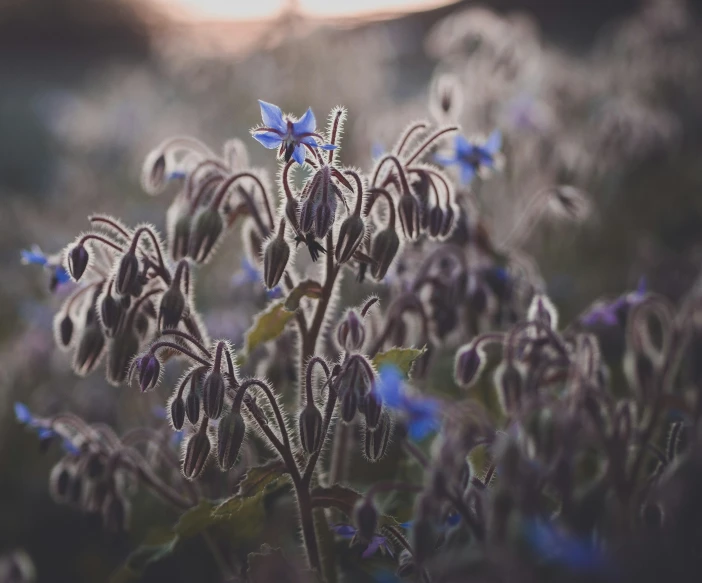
top-left (21, 246), bottom-right (71, 291)
top-left (377, 365), bottom-right (441, 441)
top-left (332, 524), bottom-right (394, 559)
top-left (251, 100), bottom-right (336, 165)
top-left (231, 258), bottom-right (283, 299)
top-left (435, 130), bottom-right (502, 185)
top-left (14, 402), bottom-right (80, 455)
top-left (580, 277), bottom-right (646, 327)
top-left (523, 518), bottom-right (606, 573)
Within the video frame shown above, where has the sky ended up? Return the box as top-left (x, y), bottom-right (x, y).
top-left (155, 0), bottom-right (454, 21)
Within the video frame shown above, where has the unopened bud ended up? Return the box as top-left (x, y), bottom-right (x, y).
top-left (454, 343), bottom-right (485, 388)
top-left (115, 252), bottom-right (140, 296)
top-left (170, 395), bottom-right (185, 430)
top-left (170, 213), bottom-right (192, 262)
top-left (159, 285), bottom-right (186, 331)
top-left (340, 389), bottom-right (358, 423)
top-left (335, 215), bottom-right (365, 264)
top-left (362, 390), bottom-right (382, 430)
top-left (458, 458), bottom-right (472, 492)
top-left (398, 194), bottom-right (421, 240)
top-left (336, 310), bottom-right (366, 352)
top-left (440, 204), bottom-right (455, 238)
top-left (299, 403), bottom-right (323, 454)
top-left (203, 371), bottom-right (225, 419)
top-left (396, 549), bottom-right (416, 578)
top-left (183, 424), bottom-right (211, 479)
top-left (527, 294), bottom-right (558, 330)
top-left (49, 462), bottom-right (72, 502)
top-left (100, 291), bottom-right (124, 337)
top-left (58, 314), bottom-right (74, 347)
top-left (217, 410), bottom-right (246, 470)
top-left (263, 233), bottom-right (290, 290)
top-left (189, 207), bottom-right (224, 263)
top-left (370, 228), bottom-right (400, 281)
top-left (106, 331), bottom-right (139, 386)
top-left (354, 498), bottom-right (378, 541)
top-left (495, 363), bottom-right (523, 414)
top-left (142, 151), bottom-right (167, 195)
top-left (73, 318), bottom-right (106, 376)
top-left (427, 206), bottom-right (445, 239)
top-left (364, 413), bottom-right (392, 462)
top-left (135, 353), bottom-right (161, 392)
top-left (186, 379), bottom-right (201, 424)
top-left (68, 245), bottom-right (89, 280)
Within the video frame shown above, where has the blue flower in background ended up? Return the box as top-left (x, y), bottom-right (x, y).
top-left (251, 100), bottom-right (336, 165)
top-left (21, 246), bottom-right (71, 292)
top-left (332, 524), bottom-right (394, 559)
top-left (15, 402), bottom-right (79, 455)
top-left (523, 518), bottom-right (606, 573)
top-left (436, 130), bottom-right (502, 185)
top-left (580, 277), bottom-right (646, 327)
top-left (231, 258), bottom-right (283, 299)
top-left (377, 365), bottom-right (441, 441)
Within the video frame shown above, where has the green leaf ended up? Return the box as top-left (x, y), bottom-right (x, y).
top-left (284, 279), bottom-right (323, 311)
top-left (372, 346), bottom-right (426, 378)
top-left (237, 460), bottom-right (287, 496)
top-left (244, 301), bottom-right (296, 356)
top-left (109, 530), bottom-right (179, 583)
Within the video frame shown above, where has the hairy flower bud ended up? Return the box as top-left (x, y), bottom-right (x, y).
top-left (370, 228), bottom-right (400, 281)
top-left (263, 233), bottom-right (290, 290)
top-left (364, 413), bottom-right (392, 462)
top-left (495, 363), bottom-right (523, 414)
top-left (217, 410), bottom-right (246, 470)
top-left (159, 285), bottom-right (186, 331)
top-left (183, 425), bottom-right (211, 480)
top-left (189, 207), bottom-right (224, 263)
top-left (427, 206), bottom-right (445, 239)
top-left (340, 389), bottom-right (358, 423)
top-left (354, 498), bottom-right (378, 542)
top-left (203, 371), bottom-right (225, 419)
top-left (454, 343), bottom-right (485, 388)
top-left (58, 314), bottom-right (74, 347)
top-left (398, 194), bottom-right (421, 240)
top-left (527, 293), bottom-right (558, 330)
top-left (170, 395), bottom-right (185, 430)
top-left (68, 245), bottom-right (89, 280)
top-left (362, 390), bottom-right (382, 430)
top-left (135, 353), bottom-right (161, 392)
top-left (335, 215), bottom-right (365, 264)
top-left (73, 311), bottom-right (106, 376)
top-left (115, 252), bottom-right (140, 297)
top-left (336, 310), bottom-right (365, 352)
top-left (299, 403), bottom-right (323, 454)
top-left (396, 549), bottom-right (416, 578)
top-left (106, 331), bottom-right (139, 386)
top-left (440, 204), bottom-right (455, 238)
top-left (49, 462), bottom-right (72, 502)
top-left (170, 213), bottom-right (192, 262)
top-left (142, 151), bottom-right (167, 195)
top-left (100, 291), bottom-right (124, 338)
top-left (186, 388), bottom-right (201, 425)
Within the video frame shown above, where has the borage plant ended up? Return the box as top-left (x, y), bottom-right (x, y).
top-left (17, 89), bottom-right (702, 583)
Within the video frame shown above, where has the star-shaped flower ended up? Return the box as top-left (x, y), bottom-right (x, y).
top-left (436, 130), bottom-right (502, 185)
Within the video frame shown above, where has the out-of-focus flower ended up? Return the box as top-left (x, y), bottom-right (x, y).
top-left (231, 258), bottom-right (283, 299)
top-left (332, 524), bottom-right (394, 559)
top-left (436, 130), bottom-right (502, 185)
top-left (580, 278), bottom-right (646, 326)
top-left (377, 365), bottom-right (441, 440)
top-left (14, 403), bottom-right (79, 454)
top-left (251, 101), bottom-right (336, 165)
top-left (21, 246), bottom-right (71, 291)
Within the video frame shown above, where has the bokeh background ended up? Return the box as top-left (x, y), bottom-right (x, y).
top-left (2, 0), bottom-right (702, 581)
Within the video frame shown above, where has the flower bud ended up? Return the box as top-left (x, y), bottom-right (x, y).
top-left (427, 205), bottom-right (445, 239)
top-left (263, 234), bottom-right (290, 290)
top-left (336, 310), bottom-right (365, 352)
top-left (364, 413), bottom-right (392, 462)
top-left (217, 410), bottom-right (246, 470)
top-left (102, 494), bottom-right (129, 533)
top-left (106, 331), bottom-right (139, 386)
top-left (340, 389), bottom-right (358, 423)
top-left (68, 245), bottom-right (89, 280)
top-left (73, 316), bottom-right (106, 376)
top-left (170, 395), bottom-right (185, 430)
top-left (136, 353), bottom-right (161, 392)
top-left (458, 458), bottom-right (472, 492)
top-left (362, 390), bottom-right (382, 430)
top-left (335, 215), bottom-right (365, 264)
top-left (299, 403), bottom-right (323, 454)
top-left (183, 425), bottom-right (211, 480)
top-left (142, 151), bottom-right (167, 195)
top-left (189, 207), bottom-right (224, 263)
top-left (396, 549), bottom-right (416, 578)
top-left (527, 293), bottom-right (558, 330)
top-left (115, 252), bottom-right (140, 296)
top-left (58, 314), bottom-right (74, 347)
top-left (100, 291), bottom-right (124, 337)
top-left (86, 454), bottom-right (104, 479)
top-left (370, 228), bottom-right (400, 281)
top-left (495, 363), bottom-right (523, 414)
top-left (440, 204), bottom-right (455, 238)
top-left (398, 194), bottom-right (421, 240)
top-left (354, 498), bottom-right (378, 542)
top-left (203, 371), bottom-right (225, 419)
top-left (454, 343), bottom-right (484, 388)
top-left (158, 285), bottom-right (186, 331)
top-left (186, 382), bottom-right (201, 424)
top-left (49, 462), bottom-right (72, 502)
top-left (170, 213), bottom-right (192, 262)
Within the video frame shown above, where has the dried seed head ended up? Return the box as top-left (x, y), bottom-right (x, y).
top-left (68, 245), bottom-right (90, 281)
top-left (183, 425), bottom-right (211, 480)
top-left (159, 285), bottom-right (186, 331)
top-left (299, 402), bottom-right (323, 455)
top-left (170, 395), bottom-right (186, 430)
top-left (454, 343), bottom-right (485, 388)
top-left (336, 310), bottom-right (366, 352)
top-left (203, 371), bottom-right (226, 419)
top-left (217, 410), bottom-right (246, 470)
top-left (106, 331), bottom-right (140, 386)
top-left (263, 233), bottom-right (290, 290)
top-left (370, 228), bottom-right (400, 281)
top-left (335, 215), bottom-right (365, 264)
top-left (398, 194), bottom-right (421, 241)
top-left (189, 207), bottom-right (224, 263)
top-left (115, 252), bottom-right (140, 297)
top-left (354, 498), bottom-right (378, 542)
top-left (364, 413), bottom-right (392, 462)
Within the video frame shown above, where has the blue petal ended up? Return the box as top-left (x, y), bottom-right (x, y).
top-left (14, 402), bottom-right (34, 424)
top-left (292, 143), bottom-right (306, 165)
top-left (167, 170), bottom-right (187, 181)
top-left (252, 130), bottom-right (283, 150)
top-left (454, 134), bottom-right (473, 156)
top-left (377, 365), bottom-right (403, 408)
top-left (362, 536), bottom-right (384, 559)
top-left (258, 100), bottom-right (286, 133)
top-left (318, 143), bottom-right (337, 151)
top-left (300, 135), bottom-right (320, 147)
top-left (61, 438), bottom-right (80, 455)
top-left (266, 287), bottom-right (283, 299)
top-left (54, 266), bottom-right (71, 285)
top-left (484, 129), bottom-right (502, 154)
top-left (37, 427), bottom-right (55, 440)
top-left (460, 164), bottom-right (476, 185)
top-left (292, 107), bottom-right (316, 136)
top-left (408, 415), bottom-right (438, 441)
top-left (21, 250), bottom-right (47, 266)
top-left (332, 524), bottom-right (357, 537)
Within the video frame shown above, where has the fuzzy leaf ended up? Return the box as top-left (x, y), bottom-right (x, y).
top-left (238, 460), bottom-right (288, 496)
top-left (244, 301), bottom-right (296, 356)
top-left (284, 279), bottom-right (323, 311)
top-left (372, 346), bottom-right (426, 378)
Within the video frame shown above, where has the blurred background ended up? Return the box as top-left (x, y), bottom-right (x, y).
top-left (2, 0), bottom-right (702, 581)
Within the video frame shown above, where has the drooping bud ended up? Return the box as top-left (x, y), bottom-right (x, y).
top-left (186, 388), bottom-right (201, 425)
top-left (183, 423), bottom-right (211, 480)
top-left (203, 371), bottom-right (225, 419)
top-left (136, 353), bottom-right (161, 392)
top-left (170, 213), bottom-right (192, 262)
top-left (427, 206), bottom-right (445, 239)
top-left (170, 395), bottom-right (185, 430)
top-left (396, 549), bottom-right (416, 578)
top-left (100, 290), bottom-right (124, 337)
top-left (142, 150), bottom-right (168, 195)
top-left (189, 207), bottom-right (224, 263)
top-left (370, 228), bottom-right (400, 281)
top-left (454, 343), bottom-right (485, 388)
top-left (495, 363), bottom-right (523, 414)
top-left (398, 194), bottom-right (421, 240)
top-left (364, 413), bottom-right (392, 462)
top-left (340, 389), bottom-right (358, 423)
top-left (68, 245), bottom-right (89, 280)
top-left (73, 310), bottom-right (106, 376)
top-left (217, 410), bottom-right (246, 470)
top-left (106, 331), bottom-right (140, 386)
top-left (49, 462), bottom-right (72, 502)
top-left (335, 215), bottom-right (365, 264)
top-left (86, 454), bottom-right (104, 479)
top-left (298, 403), bottom-right (323, 454)
top-left (57, 313), bottom-right (74, 347)
top-left (458, 458), bottom-right (472, 492)
top-left (115, 252), bottom-right (140, 296)
top-left (354, 498), bottom-right (378, 542)
top-left (527, 293), bottom-right (559, 330)
top-left (263, 226), bottom-right (290, 290)
top-left (336, 310), bottom-right (366, 352)
top-left (440, 204), bottom-right (455, 238)
top-left (158, 285), bottom-right (186, 331)
top-left (362, 390), bottom-right (383, 430)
